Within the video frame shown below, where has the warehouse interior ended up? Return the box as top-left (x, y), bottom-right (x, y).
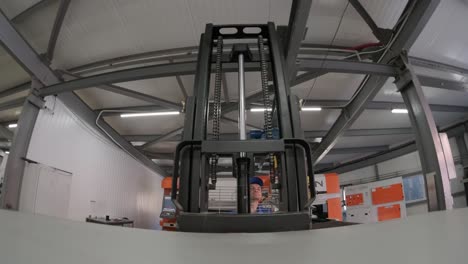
top-left (0, 0), bottom-right (467, 262)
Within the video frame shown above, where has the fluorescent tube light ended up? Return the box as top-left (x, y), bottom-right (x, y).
top-left (391, 108), bottom-right (408, 114)
top-left (120, 111), bottom-right (180, 118)
top-left (250, 108), bottom-right (272, 112)
top-left (301, 107), bottom-right (322, 111)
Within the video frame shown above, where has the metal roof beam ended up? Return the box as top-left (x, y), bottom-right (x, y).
top-left (0, 9), bottom-right (60, 85)
top-left (124, 128), bottom-right (414, 143)
top-left (11, 0), bottom-right (54, 22)
top-left (98, 85), bottom-right (182, 111)
top-left (328, 145), bottom-right (389, 155)
top-left (0, 97), bottom-right (27, 111)
top-left (419, 75), bottom-right (468, 92)
top-left (284, 0), bottom-right (312, 82)
top-left (139, 127), bottom-right (184, 150)
top-left (67, 44), bottom-right (341, 76)
top-left (145, 145), bottom-right (389, 161)
top-left (0, 141), bottom-right (11, 148)
top-left (39, 57), bottom-right (403, 97)
top-left (220, 116), bottom-right (262, 130)
top-left (39, 61), bottom-right (259, 96)
top-left (291, 71), bottom-right (326, 86)
top-left (169, 59), bottom-right (188, 99)
top-left (61, 71), bottom-right (182, 110)
top-left (0, 82), bottom-right (30, 98)
top-left (298, 59), bottom-right (398, 76)
top-left (454, 132), bottom-right (468, 204)
top-left (69, 46), bottom-right (199, 74)
top-left (144, 152), bottom-right (174, 160)
top-left (95, 105), bottom-right (168, 117)
top-left (316, 142), bottom-right (417, 174)
top-left (305, 128), bottom-right (413, 138)
top-left (349, 0), bottom-right (392, 43)
top-left (46, 0), bottom-right (71, 61)
top-left (409, 56), bottom-right (468, 76)
top-left (312, 0), bottom-right (441, 164)
top-left (124, 135), bottom-right (163, 142)
top-left (316, 112), bottom-right (468, 175)
top-left (303, 99), bottom-right (468, 112)
top-left (0, 125), bottom-right (14, 140)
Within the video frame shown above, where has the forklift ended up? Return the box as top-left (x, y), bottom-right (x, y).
top-left (171, 23), bottom-right (316, 233)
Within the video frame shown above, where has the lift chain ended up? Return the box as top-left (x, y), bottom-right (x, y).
top-left (209, 36), bottom-right (224, 186)
top-left (258, 35), bottom-right (276, 184)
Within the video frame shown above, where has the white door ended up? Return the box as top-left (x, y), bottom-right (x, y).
top-left (20, 162), bottom-right (72, 219)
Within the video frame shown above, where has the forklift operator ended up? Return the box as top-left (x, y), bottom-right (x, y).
top-left (250, 177), bottom-right (271, 214)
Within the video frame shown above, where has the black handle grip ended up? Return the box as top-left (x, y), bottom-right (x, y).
top-left (284, 139), bottom-right (317, 208)
top-left (171, 140), bottom-right (202, 211)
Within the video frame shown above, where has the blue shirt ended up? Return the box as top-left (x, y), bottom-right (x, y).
top-left (256, 205), bottom-right (272, 214)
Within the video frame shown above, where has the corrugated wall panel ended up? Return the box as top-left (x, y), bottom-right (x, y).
top-left (26, 97), bottom-right (163, 229)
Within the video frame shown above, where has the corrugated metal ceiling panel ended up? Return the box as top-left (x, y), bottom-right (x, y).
top-left (117, 77), bottom-right (185, 105)
top-left (53, 0), bottom-right (198, 69)
top-left (0, 0), bottom-right (42, 19)
top-left (103, 114), bottom-right (185, 136)
top-left (0, 48), bottom-right (30, 92)
top-left (292, 72), bottom-right (366, 100)
top-left (303, 0), bottom-right (405, 47)
top-left (359, 0), bottom-right (408, 29)
top-left (410, 0), bottom-right (468, 69)
top-left (75, 88), bottom-right (152, 110)
top-left (12, 0), bottom-right (58, 55)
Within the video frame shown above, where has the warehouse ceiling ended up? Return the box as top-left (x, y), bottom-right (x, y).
top-left (0, 0), bottom-right (468, 175)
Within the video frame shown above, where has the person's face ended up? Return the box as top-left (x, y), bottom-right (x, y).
top-left (250, 183), bottom-right (262, 202)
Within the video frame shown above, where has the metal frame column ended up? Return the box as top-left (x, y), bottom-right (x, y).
top-left (282, 0), bottom-right (312, 210)
top-left (1, 86), bottom-right (44, 209)
top-left (312, 0), bottom-right (440, 164)
top-left (267, 22), bottom-right (299, 211)
top-left (189, 24), bottom-right (214, 212)
top-left (395, 53), bottom-right (453, 211)
top-left (455, 130), bottom-right (468, 205)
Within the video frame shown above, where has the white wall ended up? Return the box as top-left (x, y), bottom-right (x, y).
top-left (23, 97), bottom-right (163, 229)
top-left (340, 166), bottom-right (376, 185)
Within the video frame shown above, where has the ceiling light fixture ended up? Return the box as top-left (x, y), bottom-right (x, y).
top-left (391, 108), bottom-right (408, 114)
top-left (250, 108), bottom-right (272, 112)
top-left (301, 107), bottom-right (322, 111)
top-left (130, 141), bottom-right (146, 146)
top-left (120, 111), bottom-right (180, 118)
top-left (5, 151), bottom-right (9, 154)
top-left (8, 123), bottom-right (17, 128)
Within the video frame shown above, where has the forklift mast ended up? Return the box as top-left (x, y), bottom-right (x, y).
top-left (171, 23), bottom-right (316, 233)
